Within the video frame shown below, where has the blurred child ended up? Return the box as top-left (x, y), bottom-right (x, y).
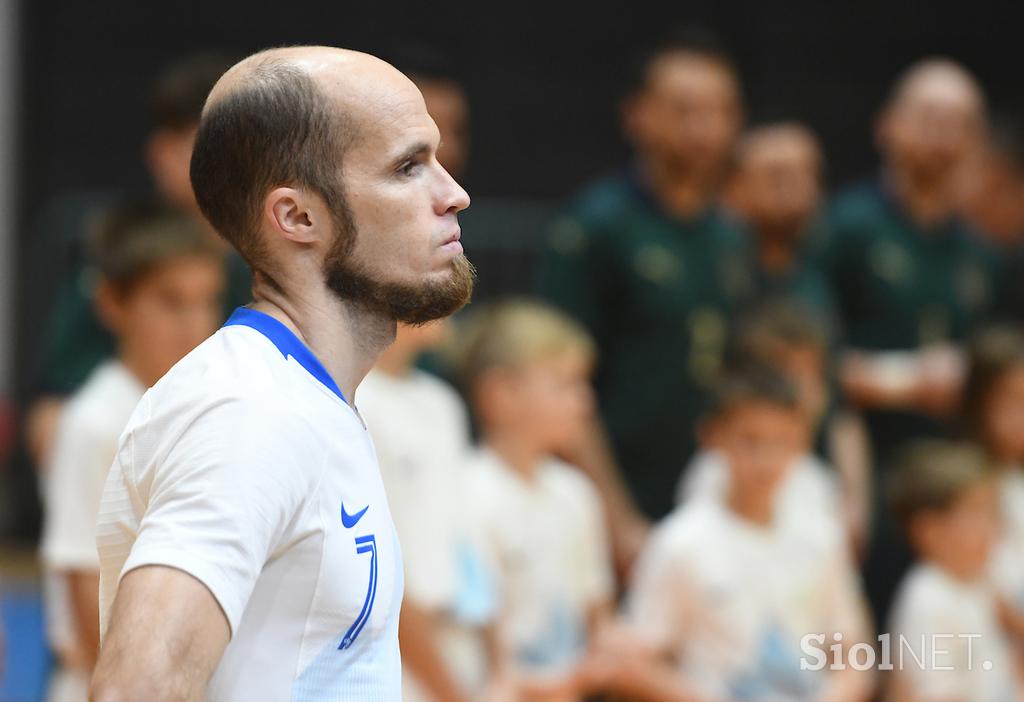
top-left (678, 300), bottom-right (871, 554)
top-left (611, 364), bottom-right (872, 702)
top-left (960, 328), bottom-right (1024, 621)
top-left (457, 300), bottom-right (614, 701)
top-left (357, 320), bottom-right (491, 702)
top-left (887, 441), bottom-right (1020, 702)
top-left (38, 203), bottom-right (225, 702)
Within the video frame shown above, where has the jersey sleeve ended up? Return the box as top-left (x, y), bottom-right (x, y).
top-left (120, 396), bottom-right (323, 636)
top-left (40, 406), bottom-right (115, 571)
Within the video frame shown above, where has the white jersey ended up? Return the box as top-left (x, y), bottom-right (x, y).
top-left (889, 563), bottom-right (1020, 702)
top-left (40, 360), bottom-right (144, 702)
top-left (464, 446), bottom-right (613, 679)
top-left (357, 369), bottom-right (492, 701)
top-left (96, 308), bottom-right (403, 701)
top-left (627, 500), bottom-right (865, 702)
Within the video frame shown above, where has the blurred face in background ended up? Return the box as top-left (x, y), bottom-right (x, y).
top-left (626, 52), bottom-right (742, 181)
top-left (982, 365), bottom-right (1024, 463)
top-left (478, 349), bottom-right (595, 455)
top-left (729, 125), bottom-right (823, 237)
top-left (415, 78), bottom-right (470, 179)
top-left (878, 62), bottom-right (985, 188)
top-left (146, 124), bottom-right (200, 214)
top-left (710, 402), bottom-right (805, 504)
top-left (911, 479), bottom-right (1000, 581)
top-left (98, 255), bottom-right (225, 386)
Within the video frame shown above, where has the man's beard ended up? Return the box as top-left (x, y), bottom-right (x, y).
top-left (322, 215), bottom-right (476, 325)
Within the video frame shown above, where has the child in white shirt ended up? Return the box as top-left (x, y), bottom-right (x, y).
top-left (39, 203), bottom-right (225, 702)
top-left (607, 364), bottom-right (873, 702)
top-left (887, 440), bottom-right (1021, 702)
top-left (457, 299), bottom-right (614, 701)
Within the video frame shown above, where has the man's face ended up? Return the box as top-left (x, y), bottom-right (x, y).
top-left (880, 78), bottom-right (983, 185)
top-left (628, 53), bottom-right (741, 178)
top-left (732, 131), bottom-right (822, 234)
top-left (321, 79), bottom-right (474, 325)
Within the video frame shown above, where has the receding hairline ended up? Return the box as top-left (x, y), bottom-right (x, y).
top-left (886, 57), bottom-right (985, 112)
top-left (203, 46), bottom-right (399, 116)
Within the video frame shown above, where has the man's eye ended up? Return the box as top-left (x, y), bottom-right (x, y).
top-left (400, 161), bottom-right (420, 177)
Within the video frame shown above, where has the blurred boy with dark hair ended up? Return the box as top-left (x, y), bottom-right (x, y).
top-left (603, 364), bottom-right (872, 702)
top-left (39, 202), bottom-right (225, 702)
top-left (886, 441), bottom-right (1019, 702)
top-left (26, 51), bottom-right (248, 471)
top-left (680, 299), bottom-right (872, 554)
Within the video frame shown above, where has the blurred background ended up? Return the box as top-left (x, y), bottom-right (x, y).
top-left (2, 1), bottom-right (1024, 701)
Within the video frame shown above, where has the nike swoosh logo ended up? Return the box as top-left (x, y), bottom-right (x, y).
top-left (341, 503), bottom-right (369, 529)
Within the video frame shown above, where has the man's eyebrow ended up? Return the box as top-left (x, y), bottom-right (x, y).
top-left (392, 141), bottom-right (431, 166)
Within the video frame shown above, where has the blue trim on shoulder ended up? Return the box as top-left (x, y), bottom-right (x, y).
top-left (223, 307), bottom-right (347, 404)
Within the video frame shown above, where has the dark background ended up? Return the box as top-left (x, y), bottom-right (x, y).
top-left (11, 0), bottom-right (1021, 399)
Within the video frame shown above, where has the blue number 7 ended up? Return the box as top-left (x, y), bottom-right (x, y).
top-left (338, 534), bottom-right (378, 651)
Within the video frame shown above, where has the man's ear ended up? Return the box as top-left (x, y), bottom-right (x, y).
top-left (264, 187), bottom-right (321, 244)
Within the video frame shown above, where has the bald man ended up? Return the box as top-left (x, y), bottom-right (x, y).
top-left (90, 47), bottom-right (473, 701)
top-left (825, 58), bottom-right (999, 623)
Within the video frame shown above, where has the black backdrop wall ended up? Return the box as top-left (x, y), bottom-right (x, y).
top-left (15, 0), bottom-right (1023, 391)
top-left (4, 0), bottom-right (1019, 537)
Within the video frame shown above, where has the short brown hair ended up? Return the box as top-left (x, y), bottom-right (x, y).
top-left (889, 440), bottom-right (993, 527)
top-left (730, 298), bottom-right (829, 365)
top-left (709, 362), bottom-right (801, 418)
top-left (189, 56), bottom-right (354, 275)
top-left (88, 200), bottom-right (221, 294)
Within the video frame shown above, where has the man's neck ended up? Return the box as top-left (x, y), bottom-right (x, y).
top-left (888, 166), bottom-right (958, 227)
top-left (251, 275), bottom-right (395, 402)
top-left (642, 156), bottom-right (718, 220)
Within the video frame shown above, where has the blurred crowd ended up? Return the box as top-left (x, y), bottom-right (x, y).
top-left (7, 25), bottom-right (1024, 702)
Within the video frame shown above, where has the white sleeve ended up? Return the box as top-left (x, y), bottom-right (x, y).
top-left (625, 528), bottom-right (694, 655)
top-left (121, 399), bottom-right (322, 636)
top-left (41, 407), bottom-right (115, 571)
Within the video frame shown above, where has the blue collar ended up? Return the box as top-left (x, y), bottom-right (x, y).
top-left (223, 307), bottom-right (347, 404)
